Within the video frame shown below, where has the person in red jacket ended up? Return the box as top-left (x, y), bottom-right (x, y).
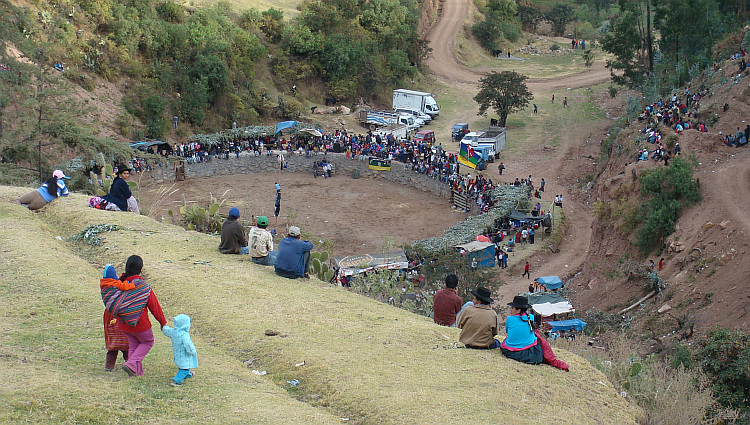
top-left (118, 255), bottom-right (167, 377)
top-left (433, 274), bottom-right (463, 326)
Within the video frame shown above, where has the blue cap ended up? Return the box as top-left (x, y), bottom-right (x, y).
top-left (103, 264), bottom-right (117, 279)
top-left (228, 207), bottom-right (240, 219)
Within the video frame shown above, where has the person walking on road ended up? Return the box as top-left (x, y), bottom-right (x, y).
top-left (522, 261), bottom-right (531, 279)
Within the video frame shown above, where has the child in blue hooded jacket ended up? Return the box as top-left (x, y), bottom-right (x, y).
top-left (162, 314), bottom-right (198, 386)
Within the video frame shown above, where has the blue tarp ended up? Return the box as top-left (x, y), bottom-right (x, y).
top-left (276, 121), bottom-right (297, 134)
top-left (548, 319), bottom-right (587, 332)
top-left (535, 276), bottom-right (563, 290)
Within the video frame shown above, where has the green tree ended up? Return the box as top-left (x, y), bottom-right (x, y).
top-left (697, 328), bottom-right (750, 412)
top-left (516, 0), bottom-right (542, 32)
top-left (654, 0), bottom-right (724, 87)
top-left (473, 71), bottom-right (533, 127)
top-left (546, 4), bottom-right (574, 36)
top-left (143, 94), bottom-right (167, 138)
top-left (601, 0), bottom-right (653, 90)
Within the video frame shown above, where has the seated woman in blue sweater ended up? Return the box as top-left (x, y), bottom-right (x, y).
top-left (500, 295), bottom-right (569, 371)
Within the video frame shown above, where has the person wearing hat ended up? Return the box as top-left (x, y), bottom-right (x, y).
top-left (274, 226), bottom-right (313, 279)
top-left (249, 215), bottom-right (277, 266)
top-left (16, 169), bottom-right (70, 210)
top-left (99, 165), bottom-right (140, 213)
top-left (500, 295), bottom-right (569, 370)
top-left (456, 287), bottom-right (501, 349)
top-left (219, 207), bottom-right (248, 254)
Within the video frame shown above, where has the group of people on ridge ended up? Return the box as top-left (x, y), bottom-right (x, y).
top-left (433, 274), bottom-right (569, 370)
top-left (219, 206), bottom-right (313, 279)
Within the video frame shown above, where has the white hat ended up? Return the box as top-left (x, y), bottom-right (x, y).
top-left (288, 226), bottom-right (301, 237)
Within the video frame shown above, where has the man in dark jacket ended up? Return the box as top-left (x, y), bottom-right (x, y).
top-left (219, 207), bottom-right (248, 254)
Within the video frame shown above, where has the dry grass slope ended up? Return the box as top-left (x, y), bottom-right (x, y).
top-left (0, 186), bottom-right (638, 424)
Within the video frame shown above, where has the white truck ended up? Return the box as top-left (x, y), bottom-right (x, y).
top-left (359, 110), bottom-right (419, 132)
top-left (461, 126), bottom-right (506, 160)
top-left (392, 89), bottom-right (440, 118)
top-left (373, 123), bottom-right (408, 140)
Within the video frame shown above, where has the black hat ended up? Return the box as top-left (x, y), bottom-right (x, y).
top-left (116, 164), bottom-right (132, 175)
top-left (507, 295), bottom-right (531, 309)
top-left (471, 287), bottom-right (493, 304)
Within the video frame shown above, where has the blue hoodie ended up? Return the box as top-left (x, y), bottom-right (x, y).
top-left (162, 314), bottom-right (198, 369)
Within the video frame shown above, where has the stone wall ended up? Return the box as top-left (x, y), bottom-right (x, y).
top-left (147, 153), bottom-right (453, 198)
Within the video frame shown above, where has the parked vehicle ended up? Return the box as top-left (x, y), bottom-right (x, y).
top-left (373, 124), bottom-right (408, 140)
top-left (452, 123), bottom-right (469, 141)
top-left (392, 89), bottom-right (440, 117)
top-left (358, 110), bottom-right (419, 132)
top-left (460, 126), bottom-right (506, 159)
top-left (394, 107), bottom-right (432, 124)
top-left (412, 130), bottom-right (435, 146)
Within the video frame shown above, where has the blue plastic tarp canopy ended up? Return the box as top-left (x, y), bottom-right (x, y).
top-left (548, 319), bottom-right (587, 332)
top-left (276, 121), bottom-right (297, 134)
top-left (535, 276), bottom-right (563, 290)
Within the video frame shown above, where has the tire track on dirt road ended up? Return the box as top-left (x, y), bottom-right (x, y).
top-left (424, 0), bottom-right (611, 90)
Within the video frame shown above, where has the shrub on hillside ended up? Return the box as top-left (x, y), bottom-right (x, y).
top-left (634, 155), bottom-right (701, 254)
top-left (697, 327), bottom-right (750, 414)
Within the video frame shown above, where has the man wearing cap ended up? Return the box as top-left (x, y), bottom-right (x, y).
top-left (249, 216), bottom-right (277, 266)
top-left (456, 287), bottom-right (501, 349)
top-left (275, 226), bottom-right (313, 279)
top-left (218, 207), bottom-right (248, 254)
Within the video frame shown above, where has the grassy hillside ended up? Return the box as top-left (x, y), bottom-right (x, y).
top-left (0, 186), bottom-right (638, 424)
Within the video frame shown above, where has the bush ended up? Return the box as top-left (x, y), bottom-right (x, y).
top-left (697, 327), bottom-right (750, 412)
top-left (634, 155), bottom-right (701, 254)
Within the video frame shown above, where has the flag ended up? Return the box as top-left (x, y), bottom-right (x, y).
top-left (458, 141), bottom-right (480, 169)
top-left (368, 157), bottom-right (391, 171)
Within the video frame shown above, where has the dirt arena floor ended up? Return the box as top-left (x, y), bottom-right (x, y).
top-left (138, 169), bottom-right (468, 257)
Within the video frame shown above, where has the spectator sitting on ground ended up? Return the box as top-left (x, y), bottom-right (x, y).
top-left (433, 274), bottom-right (464, 327)
top-left (275, 226), bottom-right (313, 279)
top-left (456, 287), bottom-right (501, 349)
top-left (219, 207), bottom-right (248, 254)
top-left (249, 215), bottom-right (277, 266)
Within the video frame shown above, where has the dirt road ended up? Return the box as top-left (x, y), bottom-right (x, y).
top-left (424, 0), bottom-right (609, 303)
top-left (425, 0), bottom-right (611, 91)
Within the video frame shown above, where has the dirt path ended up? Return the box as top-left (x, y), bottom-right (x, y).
top-left (424, 0), bottom-right (607, 303)
top-left (425, 0), bottom-right (611, 90)
top-left (709, 152), bottom-right (750, 232)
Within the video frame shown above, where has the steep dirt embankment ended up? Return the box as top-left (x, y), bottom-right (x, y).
top-left (568, 65), bottom-right (750, 332)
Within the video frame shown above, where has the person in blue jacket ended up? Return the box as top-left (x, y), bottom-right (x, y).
top-left (275, 226), bottom-right (313, 279)
top-left (162, 314), bottom-right (198, 386)
top-left (16, 169), bottom-right (70, 210)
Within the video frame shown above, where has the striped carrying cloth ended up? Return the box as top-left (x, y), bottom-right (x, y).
top-left (101, 278), bottom-right (151, 327)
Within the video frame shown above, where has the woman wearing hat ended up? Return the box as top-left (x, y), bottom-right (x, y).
top-left (501, 295), bottom-right (569, 370)
top-left (16, 170), bottom-right (70, 210)
top-left (90, 166), bottom-right (140, 213)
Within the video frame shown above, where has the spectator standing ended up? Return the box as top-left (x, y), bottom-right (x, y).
top-left (497, 162), bottom-right (505, 176)
top-left (522, 261), bottom-right (531, 279)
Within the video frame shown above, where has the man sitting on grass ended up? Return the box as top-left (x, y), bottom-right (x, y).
top-left (456, 287), bottom-right (500, 349)
top-left (275, 226), bottom-right (313, 279)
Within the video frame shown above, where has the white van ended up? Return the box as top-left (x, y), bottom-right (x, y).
top-left (394, 107), bottom-right (432, 124)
